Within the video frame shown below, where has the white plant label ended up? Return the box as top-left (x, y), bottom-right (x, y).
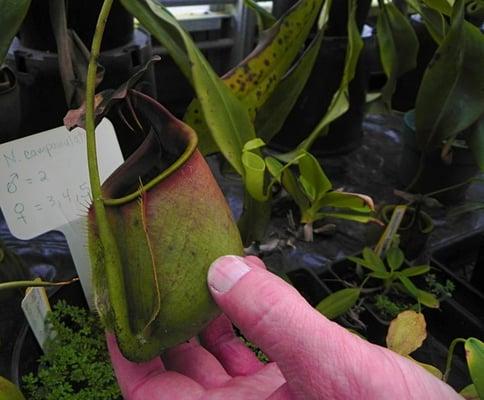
top-left (21, 285), bottom-right (53, 351)
top-left (0, 119), bottom-right (124, 307)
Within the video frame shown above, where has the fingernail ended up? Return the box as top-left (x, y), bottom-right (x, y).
top-left (208, 255), bottom-right (251, 293)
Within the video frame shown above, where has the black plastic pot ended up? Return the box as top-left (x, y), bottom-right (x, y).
top-left (367, 204), bottom-right (434, 260)
top-left (269, 35), bottom-right (368, 156)
top-left (0, 66), bottom-right (21, 143)
top-left (398, 111), bottom-right (479, 204)
top-left (286, 262), bottom-right (472, 389)
top-left (6, 29), bottom-right (155, 156)
top-left (18, 0), bottom-right (133, 51)
top-left (432, 231), bottom-right (484, 297)
top-left (10, 280), bottom-right (88, 386)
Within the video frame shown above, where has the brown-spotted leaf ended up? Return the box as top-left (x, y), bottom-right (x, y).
top-left (386, 310), bottom-right (427, 356)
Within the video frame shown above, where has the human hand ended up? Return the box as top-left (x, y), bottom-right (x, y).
top-left (107, 255), bottom-right (462, 399)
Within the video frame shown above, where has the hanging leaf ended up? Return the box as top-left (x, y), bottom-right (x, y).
top-left (0, 0), bottom-right (31, 65)
top-left (315, 191), bottom-right (375, 212)
top-left (315, 211), bottom-right (380, 225)
top-left (376, 1), bottom-right (419, 108)
top-left (386, 310), bottom-right (427, 356)
top-left (415, 0), bottom-right (484, 151)
top-left (315, 288), bottom-right (361, 319)
top-left (184, 0), bottom-right (327, 154)
top-left (120, 0), bottom-right (256, 176)
top-left (298, 0), bottom-right (364, 152)
top-left (465, 338), bottom-right (484, 398)
top-left (244, 0), bottom-right (277, 32)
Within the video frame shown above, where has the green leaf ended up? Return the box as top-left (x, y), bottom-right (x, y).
top-left (0, 0), bottom-right (30, 66)
top-left (298, 152), bottom-right (332, 201)
top-left (315, 288), bottom-right (361, 319)
top-left (184, 0), bottom-right (327, 155)
top-left (243, 138), bottom-right (266, 152)
top-left (347, 255), bottom-right (377, 271)
top-left (415, 0), bottom-right (484, 151)
top-left (244, 0), bottom-right (277, 32)
top-left (398, 275), bottom-right (419, 298)
top-left (314, 191), bottom-right (374, 212)
top-left (242, 151), bottom-right (268, 201)
top-left (256, 30), bottom-right (325, 143)
top-left (465, 338), bottom-right (484, 398)
top-left (468, 116), bottom-right (484, 171)
top-left (416, 289), bottom-right (440, 308)
top-left (460, 384), bottom-right (480, 400)
top-left (0, 0), bottom-right (31, 65)
top-left (386, 246), bottom-right (405, 271)
top-left (299, 0), bottom-right (364, 151)
top-left (422, 0), bottom-right (453, 15)
top-left (120, 0), bottom-right (256, 176)
top-left (363, 247), bottom-right (386, 273)
top-left (281, 167), bottom-right (311, 212)
top-left (369, 270), bottom-right (392, 279)
top-left (386, 310), bottom-right (427, 356)
top-left (314, 212), bottom-right (379, 225)
top-left (406, 0), bottom-right (448, 44)
top-left (399, 265), bottom-right (431, 277)
top-left (377, 1), bottom-right (419, 108)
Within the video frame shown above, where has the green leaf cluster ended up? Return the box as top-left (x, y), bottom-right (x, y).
top-left (348, 246), bottom-right (439, 308)
top-left (22, 301), bottom-right (121, 400)
top-left (241, 140), bottom-right (376, 234)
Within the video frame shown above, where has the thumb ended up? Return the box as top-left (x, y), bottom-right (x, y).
top-left (207, 255), bottom-right (341, 398)
top-left (207, 256), bottom-right (463, 400)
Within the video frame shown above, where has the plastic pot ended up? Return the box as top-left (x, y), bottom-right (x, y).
top-left (0, 66), bottom-right (21, 143)
top-left (269, 36), bottom-right (368, 156)
top-left (398, 111), bottom-right (479, 204)
top-left (6, 29), bottom-right (155, 156)
top-left (18, 0), bottom-right (133, 51)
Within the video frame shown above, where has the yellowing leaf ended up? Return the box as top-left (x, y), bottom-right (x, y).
top-left (386, 310), bottom-right (427, 356)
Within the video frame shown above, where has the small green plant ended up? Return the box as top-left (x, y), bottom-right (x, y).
top-left (425, 273), bottom-right (455, 299)
top-left (348, 246), bottom-right (439, 308)
top-left (22, 301), bottom-right (121, 400)
top-left (374, 294), bottom-right (412, 319)
top-left (241, 141), bottom-right (377, 241)
top-left (314, 245), bottom-right (440, 322)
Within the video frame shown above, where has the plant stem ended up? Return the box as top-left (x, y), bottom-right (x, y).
top-left (0, 278), bottom-right (79, 291)
top-left (443, 337), bottom-right (466, 382)
top-left (424, 176), bottom-right (475, 198)
top-left (85, 0), bottom-right (130, 336)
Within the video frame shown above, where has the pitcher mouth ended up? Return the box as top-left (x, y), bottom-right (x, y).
top-left (102, 90), bottom-right (198, 206)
